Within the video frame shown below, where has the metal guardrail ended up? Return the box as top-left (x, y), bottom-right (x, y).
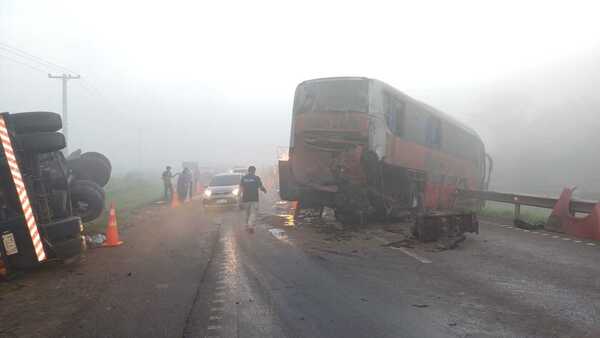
top-left (457, 189), bottom-right (597, 215)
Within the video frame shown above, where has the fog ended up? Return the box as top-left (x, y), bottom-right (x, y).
top-left (1, 0), bottom-right (599, 196)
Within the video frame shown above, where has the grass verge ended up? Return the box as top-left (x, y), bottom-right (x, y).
top-left (479, 201), bottom-right (550, 224)
top-left (84, 174), bottom-right (162, 234)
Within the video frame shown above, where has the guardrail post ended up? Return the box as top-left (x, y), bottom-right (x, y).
top-left (514, 204), bottom-right (521, 219)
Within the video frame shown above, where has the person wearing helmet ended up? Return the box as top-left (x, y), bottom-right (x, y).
top-left (240, 165), bottom-right (267, 233)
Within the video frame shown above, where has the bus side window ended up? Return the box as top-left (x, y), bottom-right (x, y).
top-left (384, 93), bottom-right (405, 137)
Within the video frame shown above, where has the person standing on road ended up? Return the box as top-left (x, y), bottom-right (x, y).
top-left (177, 168), bottom-right (193, 202)
top-left (240, 165), bottom-right (267, 233)
top-left (162, 166), bottom-right (177, 202)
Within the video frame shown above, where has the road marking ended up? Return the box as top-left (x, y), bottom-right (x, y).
top-left (207, 325), bottom-right (222, 330)
top-left (531, 232), bottom-right (539, 234)
top-left (212, 299), bottom-right (225, 304)
top-left (370, 234), bottom-right (432, 263)
top-left (587, 243), bottom-right (596, 246)
top-left (575, 240), bottom-right (582, 243)
top-left (552, 235), bottom-right (560, 239)
top-left (561, 238), bottom-right (571, 241)
top-left (215, 285), bottom-right (226, 291)
top-left (371, 235), bottom-right (388, 243)
top-left (210, 307), bottom-right (222, 312)
top-left (523, 230), bottom-right (530, 232)
top-left (388, 246), bottom-right (432, 264)
top-left (209, 315), bottom-right (222, 320)
top-left (542, 233), bottom-right (549, 236)
top-left (506, 226), bottom-right (514, 229)
top-left (214, 291), bottom-right (226, 297)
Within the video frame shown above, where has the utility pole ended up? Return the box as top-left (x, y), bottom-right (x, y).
top-left (48, 73), bottom-right (80, 154)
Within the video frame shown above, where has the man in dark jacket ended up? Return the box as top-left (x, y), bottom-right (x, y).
top-left (240, 166), bottom-right (267, 233)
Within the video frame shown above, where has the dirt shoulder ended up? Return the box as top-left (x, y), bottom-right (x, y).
top-left (0, 200), bottom-right (217, 338)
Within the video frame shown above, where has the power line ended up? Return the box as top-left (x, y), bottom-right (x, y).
top-left (0, 52), bottom-right (48, 74)
top-left (0, 42), bottom-right (79, 75)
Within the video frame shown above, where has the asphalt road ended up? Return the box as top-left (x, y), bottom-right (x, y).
top-left (2, 199), bottom-right (600, 338)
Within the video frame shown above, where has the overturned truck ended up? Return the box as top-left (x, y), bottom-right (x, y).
top-left (0, 111), bottom-right (110, 273)
top-left (279, 77), bottom-right (492, 241)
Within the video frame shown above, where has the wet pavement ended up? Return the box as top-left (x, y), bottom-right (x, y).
top-left (2, 198), bottom-right (600, 337)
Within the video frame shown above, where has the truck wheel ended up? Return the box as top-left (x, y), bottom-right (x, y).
top-left (82, 152), bottom-right (112, 171)
top-left (71, 179), bottom-right (106, 200)
top-left (9, 111), bottom-right (62, 133)
top-left (71, 181), bottom-right (105, 222)
top-left (68, 156), bottom-right (111, 187)
top-left (17, 132), bottom-right (66, 153)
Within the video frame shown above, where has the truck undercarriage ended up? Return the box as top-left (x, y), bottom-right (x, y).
top-left (1, 112), bottom-right (111, 274)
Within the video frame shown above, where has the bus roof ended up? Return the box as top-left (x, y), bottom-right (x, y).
top-left (297, 77), bottom-right (482, 141)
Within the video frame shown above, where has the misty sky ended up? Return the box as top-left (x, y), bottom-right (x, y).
top-left (1, 0), bottom-right (600, 194)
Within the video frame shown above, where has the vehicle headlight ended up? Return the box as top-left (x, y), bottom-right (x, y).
top-left (204, 189), bottom-right (212, 197)
top-left (232, 188), bottom-right (239, 196)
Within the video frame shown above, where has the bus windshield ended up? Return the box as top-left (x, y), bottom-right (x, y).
top-left (294, 79), bottom-right (369, 114)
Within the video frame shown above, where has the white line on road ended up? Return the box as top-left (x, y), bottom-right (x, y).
top-left (561, 238), bottom-right (571, 241)
top-left (207, 325), bottom-right (222, 330)
top-left (209, 315), bottom-right (222, 320)
top-left (575, 240), bottom-right (582, 243)
top-left (524, 230), bottom-right (530, 232)
top-left (212, 299), bottom-right (225, 304)
top-left (587, 243), bottom-right (596, 246)
top-left (210, 307), bottom-right (222, 312)
top-left (388, 246), bottom-right (432, 264)
top-left (214, 291), bottom-right (226, 297)
top-left (506, 226), bottom-right (514, 229)
top-left (370, 234), bottom-right (432, 263)
top-left (552, 235), bottom-right (560, 239)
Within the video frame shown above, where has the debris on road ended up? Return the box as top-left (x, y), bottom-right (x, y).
top-left (85, 234), bottom-right (107, 247)
top-left (514, 218), bottom-right (544, 230)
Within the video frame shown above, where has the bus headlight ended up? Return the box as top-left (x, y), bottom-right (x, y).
top-left (204, 189), bottom-right (212, 197)
top-left (232, 188), bottom-right (239, 196)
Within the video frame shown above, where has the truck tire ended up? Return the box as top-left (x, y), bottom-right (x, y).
top-left (82, 152), bottom-right (111, 171)
top-left (71, 181), bottom-right (105, 222)
top-left (17, 132), bottom-right (66, 153)
top-left (71, 179), bottom-right (105, 200)
top-left (9, 111), bottom-right (62, 133)
top-left (68, 156), bottom-right (111, 187)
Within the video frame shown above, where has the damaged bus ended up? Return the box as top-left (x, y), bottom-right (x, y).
top-left (279, 77), bottom-right (492, 229)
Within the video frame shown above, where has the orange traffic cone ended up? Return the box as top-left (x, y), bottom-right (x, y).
top-left (103, 203), bottom-right (123, 247)
top-left (171, 191), bottom-right (181, 208)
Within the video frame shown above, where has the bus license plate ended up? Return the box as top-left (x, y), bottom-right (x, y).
top-left (216, 199), bottom-right (228, 204)
top-left (2, 232), bottom-right (18, 255)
